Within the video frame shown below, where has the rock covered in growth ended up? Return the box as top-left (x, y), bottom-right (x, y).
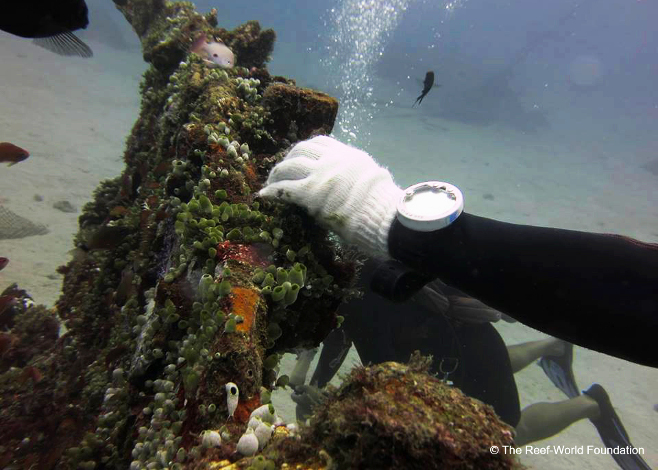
top-left (262, 84), bottom-right (339, 142)
top-left (220, 20), bottom-right (277, 70)
top-left (267, 353), bottom-right (520, 470)
top-left (0, 3), bottom-right (355, 469)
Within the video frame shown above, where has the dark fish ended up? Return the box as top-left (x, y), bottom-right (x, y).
top-left (0, 257), bottom-right (8, 271)
top-left (83, 224), bottom-right (131, 251)
top-left (0, 142), bottom-right (29, 166)
top-left (68, 224), bottom-right (131, 262)
top-left (0, 295), bottom-right (19, 328)
top-left (413, 71), bottom-right (440, 107)
top-left (0, 0), bottom-right (93, 58)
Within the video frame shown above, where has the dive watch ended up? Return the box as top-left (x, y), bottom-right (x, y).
top-left (396, 181), bottom-right (464, 232)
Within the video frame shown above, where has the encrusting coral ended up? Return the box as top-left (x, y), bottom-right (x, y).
top-left (262, 352), bottom-right (521, 470)
top-left (0, 1), bottom-right (517, 469)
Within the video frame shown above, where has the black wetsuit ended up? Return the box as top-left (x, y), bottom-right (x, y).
top-left (311, 264), bottom-right (521, 427)
top-left (388, 213), bottom-right (658, 368)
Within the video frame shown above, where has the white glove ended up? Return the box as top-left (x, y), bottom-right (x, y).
top-left (259, 135), bottom-right (402, 257)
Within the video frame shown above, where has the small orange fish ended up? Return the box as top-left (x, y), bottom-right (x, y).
top-left (0, 142), bottom-right (29, 166)
top-left (18, 365), bottom-right (43, 385)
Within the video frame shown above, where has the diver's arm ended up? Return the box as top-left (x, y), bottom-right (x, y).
top-left (259, 135), bottom-right (658, 367)
top-left (389, 213), bottom-right (658, 367)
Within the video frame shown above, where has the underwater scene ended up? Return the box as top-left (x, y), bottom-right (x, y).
top-left (0, 0), bottom-right (656, 468)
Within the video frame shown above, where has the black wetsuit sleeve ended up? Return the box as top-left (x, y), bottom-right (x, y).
top-left (388, 213), bottom-right (658, 367)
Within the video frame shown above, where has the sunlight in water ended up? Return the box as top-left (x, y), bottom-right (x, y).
top-left (321, 0), bottom-right (467, 147)
top-left (444, 0), bottom-right (467, 16)
top-left (321, 0), bottom-right (412, 147)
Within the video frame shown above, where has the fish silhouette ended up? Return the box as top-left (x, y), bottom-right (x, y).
top-left (413, 71), bottom-right (441, 107)
top-left (0, 0), bottom-right (93, 57)
top-left (0, 142), bottom-right (29, 166)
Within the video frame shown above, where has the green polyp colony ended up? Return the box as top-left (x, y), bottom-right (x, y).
top-left (123, 70), bottom-right (308, 468)
top-left (236, 77), bottom-right (262, 104)
top-left (119, 178), bottom-right (263, 467)
top-left (250, 263), bottom-right (303, 306)
top-left (124, 290), bottom-right (234, 468)
top-left (41, 9), bottom-right (355, 469)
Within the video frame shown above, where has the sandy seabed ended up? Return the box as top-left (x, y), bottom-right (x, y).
top-left (0, 33), bottom-right (656, 470)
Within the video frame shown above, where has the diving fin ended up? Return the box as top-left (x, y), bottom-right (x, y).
top-left (583, 384), bottom-right (653, 470)
top-left (538, 341), bottom-right (579, 399)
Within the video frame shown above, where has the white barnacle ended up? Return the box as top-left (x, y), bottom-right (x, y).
top-left (248, 415), bottom-right (261, 430)
top-left (254, 421), bottom-right (274, 449)
top-left (200, 430), bottom-right (222, 448)
top-left (226, 144), bottom-right (238, 159)
top-left (225, 382), bottom-right (239, 418)
top-left (249, 403), bottom-right (277, 424)
top-left (236, 428), bottom-right (259, 456)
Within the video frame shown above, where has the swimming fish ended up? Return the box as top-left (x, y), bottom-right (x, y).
top-left (190, 33), bottom-right (235, 69)
top-left (0, 257), bottom-right (8, 271)
top-left (68, 224), bottom-right (132, 263)
top-left (0, 0), bottom-right (93, 58)
top-left (0, 143), bottom-right (29, 166)
top-left (412, 71), bottom-right (440, 107)
top-left (82, 224), bottom-right (131, 251)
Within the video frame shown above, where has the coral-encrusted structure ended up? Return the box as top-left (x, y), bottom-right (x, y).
top-left (0, 1), bottom-right (517, 469)
top-left (0, 1), bottom-right (353, 468)
top-left (263, 353), bottom-right (521, 470)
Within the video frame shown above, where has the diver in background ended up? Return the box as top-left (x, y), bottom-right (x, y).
top-left (289, 258), bottom-right (652, 470)
top-left (260, 135), bottom-right (658, 369)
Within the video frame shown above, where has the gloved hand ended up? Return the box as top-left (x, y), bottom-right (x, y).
top-left (259, 136), bottom-right (403, 257)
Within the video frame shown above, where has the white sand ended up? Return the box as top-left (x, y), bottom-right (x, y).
top-left (0, 34), bottom-right (144, 304)
top-left (1, 30), bottom-right (656, 470)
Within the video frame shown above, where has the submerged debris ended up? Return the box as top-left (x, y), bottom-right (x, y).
top-left (0, 206), bottom-right (49, 240)
top-left (52, 200), bottom-right (77, 213)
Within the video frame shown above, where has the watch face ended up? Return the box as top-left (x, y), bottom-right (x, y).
top-left (397, 181), bottom-right (464, 232)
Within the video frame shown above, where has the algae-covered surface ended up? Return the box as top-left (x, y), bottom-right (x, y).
top-left (262, 353), bottom-right (520, 470)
